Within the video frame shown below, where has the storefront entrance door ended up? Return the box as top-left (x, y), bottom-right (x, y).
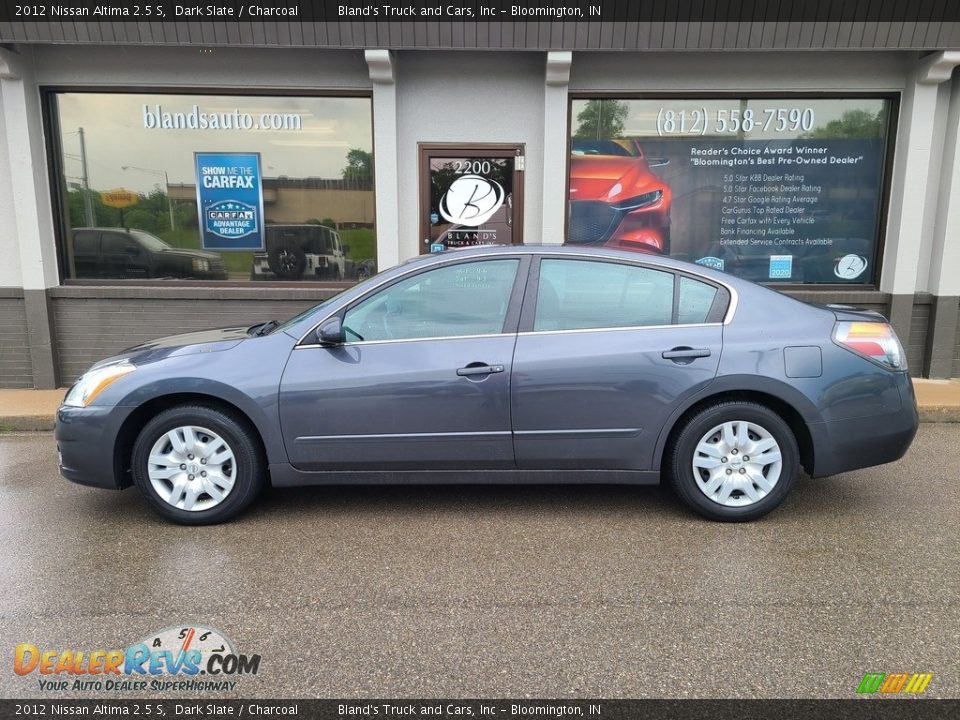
top-left (419, 144), bottom-right (524, 254)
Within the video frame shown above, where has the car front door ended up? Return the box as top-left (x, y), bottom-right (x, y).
top-left (279, 256), bottom-right (528, 471)
top-left (71, 230), bottom-right (100, 278)
top-left (511, 256), bottom-right (726, 471)
top-left (101, 232), bottom-right (148, 279)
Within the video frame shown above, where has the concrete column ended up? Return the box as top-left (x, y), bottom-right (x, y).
top-left (541, 51), bottom-right (572, 245)
top-left (881, 70), bottom-right (940, 348)
top-left (925, 68), bottom-right (960, 377)
top-left (366, 49), bottom-right (401, 270)
top-left (881, 53), bottom-right (960, 374)
top-left (1, 47), bottom-right (60, 388)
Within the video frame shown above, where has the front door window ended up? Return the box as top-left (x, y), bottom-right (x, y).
top-left (343, 259), bottom-right (520, 342)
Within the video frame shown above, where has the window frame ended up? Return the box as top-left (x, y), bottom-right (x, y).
top-left (518, 254), bottom-right (732, 335)
top-left (565, 91), bottom-right (901, 292)
top-left (40, 85), bottom-right (374, 288)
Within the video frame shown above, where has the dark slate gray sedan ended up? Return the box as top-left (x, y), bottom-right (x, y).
top-left (55, 245), bottom-right (918, 524)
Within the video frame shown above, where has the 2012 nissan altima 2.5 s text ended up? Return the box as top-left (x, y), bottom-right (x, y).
top-left (55, 245), bottom-right (918, 524)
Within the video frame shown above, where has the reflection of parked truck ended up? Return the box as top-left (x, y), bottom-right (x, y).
top-left (71, 227), bottom-right (228, 280)
top-left (252, 224), bottom-right (348, 280)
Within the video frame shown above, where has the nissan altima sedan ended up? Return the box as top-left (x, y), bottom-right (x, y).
top-left (55, 245), bottom-right (918, 524)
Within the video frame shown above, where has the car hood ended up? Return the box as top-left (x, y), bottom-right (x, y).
top-left (159, 248), bottom-right (221, 261)
top-left (91, 327), bottom-right (251, 368)
top-left (569, 154), bottom-right (662, 201)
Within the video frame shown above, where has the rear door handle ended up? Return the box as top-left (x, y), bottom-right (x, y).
top-left (457, 363), bottom-right (505, 377)
top-left (662, 347), bottom-right (712, 361)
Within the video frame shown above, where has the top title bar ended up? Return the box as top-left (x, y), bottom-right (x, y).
top-left (3, 0), bottom-right (960, 23)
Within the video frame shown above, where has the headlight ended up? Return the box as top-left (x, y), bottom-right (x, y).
top-left (614, 190), bottom-right (663, 211)
top-left (192, 258), bottom-right (210, 272)
top-left (63, 362), bottom-right (136, 407)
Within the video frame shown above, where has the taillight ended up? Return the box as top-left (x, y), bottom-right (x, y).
top-left (833, 321), bottom-right (907, 371)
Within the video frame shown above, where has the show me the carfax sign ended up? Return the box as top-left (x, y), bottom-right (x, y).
top-left (194, 152), bottom-right (265, 251)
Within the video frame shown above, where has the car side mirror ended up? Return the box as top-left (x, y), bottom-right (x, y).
top-left (341, 244), bottom-right (350, 254)
top-left (316, 317), bottom-right (344, 346)
top-left (647, 157), bottom-right (670, 168)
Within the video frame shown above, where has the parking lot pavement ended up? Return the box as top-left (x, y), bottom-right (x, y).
top-left (0, 427), bottom-right (957, 700)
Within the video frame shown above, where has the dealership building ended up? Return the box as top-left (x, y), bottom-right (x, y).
top-left (2, 16), bottom-right (960, 388)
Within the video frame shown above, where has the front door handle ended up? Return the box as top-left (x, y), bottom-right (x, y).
top-left (662, 347), bottom-right (712, 361)
top-left (457, 363), bottom-right (505, 377)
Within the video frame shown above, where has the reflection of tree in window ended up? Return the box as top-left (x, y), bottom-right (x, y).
top-left (342, 148), bottom-right (373, 185)
top-left (802, 108), bottom-right (886, 139)
top-left (573, 99), bottom-right (629, 139)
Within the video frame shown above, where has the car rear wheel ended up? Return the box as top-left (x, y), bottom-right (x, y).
top-left (667, 401), bottom-right (799, 521)
top-left (131, 405), bottom-right (265, 524)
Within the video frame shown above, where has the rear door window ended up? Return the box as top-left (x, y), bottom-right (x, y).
top-left (534, 259), bottom-right (674, 331)
top-left (677, 276), bottom-right (719, 324)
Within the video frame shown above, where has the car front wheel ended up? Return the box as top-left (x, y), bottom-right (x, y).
top-left (667, 401), bottom-right (799, 521)
top-left (131, 404), bottom-right (265, 524)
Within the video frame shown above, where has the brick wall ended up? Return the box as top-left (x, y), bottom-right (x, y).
top-left (1, 287), bottom-right (948, 385)
top-left (0, 293), bottom-right (32, 388)
top-left (49, 287), bottom-right (335, 383)
top-left (908, 295), bottom-right (932, 376)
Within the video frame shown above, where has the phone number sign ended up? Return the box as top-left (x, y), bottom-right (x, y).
top-left (194, 152), bottom-right (265, 251)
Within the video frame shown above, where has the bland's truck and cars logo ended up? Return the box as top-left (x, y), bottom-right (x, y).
top-left (14, 625), bottom-right (260, 693)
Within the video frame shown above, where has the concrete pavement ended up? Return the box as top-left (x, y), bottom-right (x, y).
top-left (3, 378), bottom-right (960, 431)
top-left (0, 426), bottom-right (957, 699)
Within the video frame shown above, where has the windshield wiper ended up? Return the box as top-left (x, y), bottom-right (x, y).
top-left (248, 320), bottom-right (280, 337)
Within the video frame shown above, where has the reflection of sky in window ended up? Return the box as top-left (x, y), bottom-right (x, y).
top-left (56, 93), bottom-right (373, 193)
top-left (572, 98), bottom-right (889, 141)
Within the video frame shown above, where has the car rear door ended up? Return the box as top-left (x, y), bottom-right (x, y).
top-left (510, 255), bottom-right (727, 471)
top-left (279, 256), bottom-right (529, 471)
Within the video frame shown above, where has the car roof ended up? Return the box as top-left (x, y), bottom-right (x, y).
top-left (405, 244), bottom-right (736, 284)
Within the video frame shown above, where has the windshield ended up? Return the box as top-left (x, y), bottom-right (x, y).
top-left (129, 230), bottom-right (173, 252)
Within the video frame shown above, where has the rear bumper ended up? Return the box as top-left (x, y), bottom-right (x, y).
top-left (54, 404), bottom-right (129, 490)
top-left (808, 375), bottom-right (919, 478)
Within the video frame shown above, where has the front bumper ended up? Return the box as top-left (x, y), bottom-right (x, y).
top-left (568, 199), bottom-right (670, 253)
top-left (807, 374), bottom-right (919, 478)
top-left (54, 404), bottom-right (130, 490)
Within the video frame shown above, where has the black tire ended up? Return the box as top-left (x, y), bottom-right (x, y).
top-left (131, 404), bottom-right (265, 525)
top-left (667, 401), bottom-right (799, 522)
top-left (267, 243), bottom-right (306, 279)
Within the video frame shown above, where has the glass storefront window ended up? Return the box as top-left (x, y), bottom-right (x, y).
top-left (50, 92), bottom-right (375, 283)
top-left (568, 97), bottom-right (893, 285)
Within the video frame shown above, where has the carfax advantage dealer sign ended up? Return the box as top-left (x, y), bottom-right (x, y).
top-left (194, 152), bottom-right (265, 251)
